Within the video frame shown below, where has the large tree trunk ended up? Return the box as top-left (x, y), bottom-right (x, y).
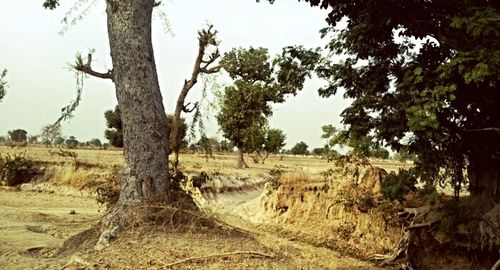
top-left (467, 157), bottom-right (500, 208)
top-left (105, 0), bottom-right (171, 214)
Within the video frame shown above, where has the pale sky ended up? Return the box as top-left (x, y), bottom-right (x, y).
top-left (0, 0), bottom-right (350, 149)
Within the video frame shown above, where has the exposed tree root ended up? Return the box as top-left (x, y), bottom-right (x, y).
top-left (159, 251), bottom-right (275, 268)
top-left (370, 206), bottom-right (431, 269)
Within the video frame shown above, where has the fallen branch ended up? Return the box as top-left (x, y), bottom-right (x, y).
top-left (163, 251), bottom-right (275, 268)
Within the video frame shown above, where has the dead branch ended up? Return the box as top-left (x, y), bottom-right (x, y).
top-left (162, 251), bottom-right (275, 268)
top-left (74, 52), bottom-right (113, 80)
top-left (169, 24), bottom-right (221, 158)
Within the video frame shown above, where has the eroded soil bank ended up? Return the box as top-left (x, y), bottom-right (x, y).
top-left (0, 178), bottom-right (382, 269)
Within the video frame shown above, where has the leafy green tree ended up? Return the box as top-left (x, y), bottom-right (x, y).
top-left (28, 135), bottom-right (39, 144)
top-left (290, 141), bottom-right (309, 155)
top-left (321, 124), bottom-right (374, 157)
top-left (219, 139), bottom-right (234, 152)
top-left (54, 136), bottom-right (65, 146)
top-left (88, 138), bottom-right (102, 147)
top-left (259, 128), bottom-right (286, 163)
top-left (300, 0), bottom-right (500, 207)
top-left (371, 147), bottom-right (390, 160)
top-left (0, 69), bottom-right (7, 102)
top-left (196, 135), bottom-right (219, 161)
top-left (8, 129), bottom-right (28, 142)
top-left (65, 136), bottom-right (79, 149)
top-left (104, 105), bottom-right (123, 148)
top-left (312, 147), bottom-right (326, 156)
top-left (217, 47), bottom-right (319, 168)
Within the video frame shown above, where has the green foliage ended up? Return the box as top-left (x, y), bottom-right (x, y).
top-left (263, 128), bottom-right (286, 154)
top-left (303, 0), bottom-right (500, 197)
top-left (54, 136), bottom-right (65, 146)
top-left (312, 147), bottom-right (326, 156)
top-left (219, 139), bottom-right (234, 152)
top-left (371, 147), bottom-right (390, 159)
top-left (88, 138), bottom-right (102, 147)
top-left (382, 169), bottom-right (418, 202)
top-left (217, 47), bottom-right (318, 163)
top-left (104, 105), bottom-right (123, 147)
top-left (0, 69), bottom-right (7, 102)
top-left (0, 153), bottom-right (41, 186)
top-left (65, 136), bottom-right (79, 149)
top-left (290, 141), bottom-right (309, 155)
top-left (321, 124), bottom-right (388, 159)
top-left (419, 186), bottom-right (440, 206)
top-left (8, 129), bottom-right (28, 142)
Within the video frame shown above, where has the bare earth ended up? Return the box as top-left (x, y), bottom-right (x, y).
top-left (0, 182), bottom-right (380, 269)
top-left (0, 188), bottom-right (100, 269)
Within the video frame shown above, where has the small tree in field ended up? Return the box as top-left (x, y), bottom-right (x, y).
top-left (65, 136), bottom-right (79, 149)
top-left (88, 138), bottom-right (102, 148)
top-left (290, 141), bottom-right (309, 155)
top-left (217, 47), bottom-right (319, 168)
top-left (259, 128), bottom-right (286, 164)
top-left (8, 129), bottom-right (28, 142)
top-left (104, 106), bottom-right (123, 148)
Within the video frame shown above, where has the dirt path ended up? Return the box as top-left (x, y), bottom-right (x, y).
top-left (0, 188), bottom-right (100, 270)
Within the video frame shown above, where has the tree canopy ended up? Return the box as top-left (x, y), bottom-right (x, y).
top-left (290, 141), bottom-right (309, 155)
top-left (104, 105), bottom-right (123, 148)
top-left (217, 47), bottom-right (319, 168)
top-left (8, 129), bottom-right (28, 142)
top-left (299, 0), bottom-right (499, 202)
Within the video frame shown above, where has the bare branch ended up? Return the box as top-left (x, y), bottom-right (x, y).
top-left (182, 102), bottom-right (197, 113)
top-left (200, 66), bottom-right (221, 74)
top-left (73, 52), bottom-right (113, 80)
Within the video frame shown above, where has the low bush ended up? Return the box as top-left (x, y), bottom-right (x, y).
top-left (382, 168), bottom-right (417, 202)
top-left (0, 152), bottom-right (42, 186)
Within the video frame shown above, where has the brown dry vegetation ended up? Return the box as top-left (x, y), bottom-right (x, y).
top-left (0, 145), bottom-right (411, 269)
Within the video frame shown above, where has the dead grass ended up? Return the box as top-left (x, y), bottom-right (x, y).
top-left (261, 174), bottom-right (403, 258)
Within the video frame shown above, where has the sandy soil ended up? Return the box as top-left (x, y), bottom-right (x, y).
top-left (0, 187), bottom-right (100, 270)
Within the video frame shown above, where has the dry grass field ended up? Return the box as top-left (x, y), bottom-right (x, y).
top-left (0, 144), bottom-right (412, 269)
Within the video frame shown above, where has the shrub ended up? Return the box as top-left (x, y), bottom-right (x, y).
top-left (268, 166), bottom-right (284, 190)
top-left (382, 168), bottom-right (418, 202)
top-left (0, 153), bottom-right (42, 186)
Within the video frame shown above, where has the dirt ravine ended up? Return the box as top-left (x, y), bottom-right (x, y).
top-left (0, 180), bottom-right (379, 269)
top-left (0, 188), bottom-right (100, 270)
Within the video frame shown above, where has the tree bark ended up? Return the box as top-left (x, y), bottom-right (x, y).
top-left (237, 147), bottom-right (249, 169)
top-left (468, 158), bottom-right (500, 208)
top-left (105, 0), bottom-right (170, 212)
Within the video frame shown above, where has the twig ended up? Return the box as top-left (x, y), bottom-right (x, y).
top-left (408, 221), bottom-right (438, 229)
top-left (162, 251), bottom-right (275, 268)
